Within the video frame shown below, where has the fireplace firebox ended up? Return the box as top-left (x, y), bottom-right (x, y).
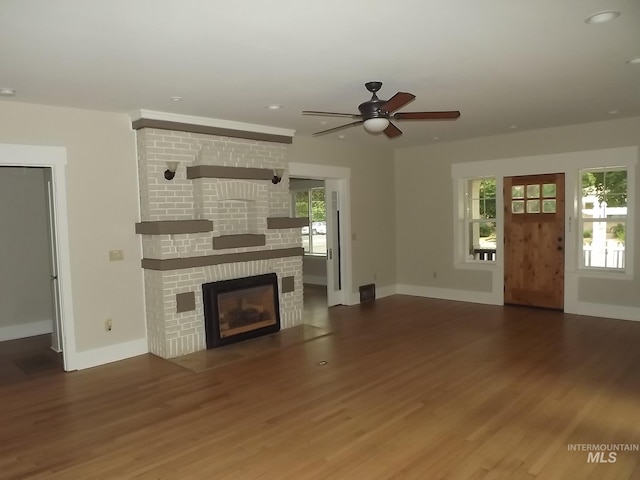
top-left (202, 273), bottom-right (281, 348)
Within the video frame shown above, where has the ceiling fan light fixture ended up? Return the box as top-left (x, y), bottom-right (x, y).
top-left (363, 117), bottom-right (390, 134)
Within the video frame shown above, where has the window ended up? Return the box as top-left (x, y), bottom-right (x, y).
top-left (580, 168), bottom-right (628, 270)
top-left (293, 187), bottom-right (327, 255)
top-left (465, 177), bottom-right (497, 262)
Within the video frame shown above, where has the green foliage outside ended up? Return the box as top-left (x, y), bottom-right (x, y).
top-left (612, 223), bottom-right (625, 242)
top-left (479, 223), bottom-right (494, 237)
top-left (582, 170), bottom-right (627, 207)
top-left (295, 188), bottom-right (326, 222)
top-left (479, 179), bottom-right (496, 219)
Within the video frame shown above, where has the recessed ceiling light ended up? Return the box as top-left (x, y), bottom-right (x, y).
top-left (320, 121), bottom-right (328, 125)
top-left (627, 56), bottom-right (640, 64)
top-left (585, 10), bottom-right (621, 24)
top-left (337, 134), bottom-right (346, 139)
top-left (608, 110), bottom-right (619, 115)
top-left (170, 96), bottom-right (183, 101)
top-left (266, 104), bottom-right (282, 110)
top-left (0, 88), bottom-right (16, 97)
top-left (433, 136), bottom-right (440, 140)
top-left (509, 125), bottom-right (518, 129)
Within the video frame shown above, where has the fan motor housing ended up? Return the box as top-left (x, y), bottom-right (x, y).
top-left (358, 98), bottom-right (387, 120)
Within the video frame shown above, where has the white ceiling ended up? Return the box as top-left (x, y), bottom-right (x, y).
top-left (1, 0), bottom-right (639, 148)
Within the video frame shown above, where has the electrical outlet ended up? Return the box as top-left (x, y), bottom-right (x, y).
top-left (105, 319), bottom-right (113, 332)
top-left (109, 250), bottom-right (124, 261)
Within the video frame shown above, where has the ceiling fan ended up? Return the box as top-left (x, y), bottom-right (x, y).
top-left (303, 81), bottom-right (460, 138)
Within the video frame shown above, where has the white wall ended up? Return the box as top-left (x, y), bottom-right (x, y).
top-left (395, 116), bottom-right (640, 314)
top-left (0, 167), bottom-right (53, 340)
top-left (0, 102), bottom-right (146, 358)
top-left (290, 136), bottom-right (396, 296)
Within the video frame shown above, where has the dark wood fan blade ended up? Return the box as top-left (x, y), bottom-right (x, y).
top-left (313, 121), bottom-right (364, 136)
top-left (382, 92), bottom-right (415, 114)
top-left (303, 110), bottom-right (360, 118)
top-left (394, 111), bottom-right (461, 120)
top-left (384, 122), bottom-right (402, 138)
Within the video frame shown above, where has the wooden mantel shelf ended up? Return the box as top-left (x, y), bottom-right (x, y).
top-left (135, 220), bottom-right (213, 235)
top-left (186, 165), bottom-right (273, 181)
top-left (266, 217), bottom-right (309, 229)
top-left (141, 247), bottom-right (304, 271)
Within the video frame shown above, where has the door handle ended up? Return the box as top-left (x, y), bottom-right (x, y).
top-left (50, 275), bottom-right (58, 280)
top-left (328, 248), bottom-right (333, 260)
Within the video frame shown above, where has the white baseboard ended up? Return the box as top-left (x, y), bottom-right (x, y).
top-left (0, 319), bottom-right (53, 342)
top-left (396, 284), bottom-right (502, 306)
top-left (376, 285), bottom-right (398, 299)
top-left (566, 301), bottom-right (640, 323)
top-left (68, 338), bottom-right (148, 371)
top-left (398, 284), bottom-right (640, 323)
top-left (303, 274), bottom-right (327, 286)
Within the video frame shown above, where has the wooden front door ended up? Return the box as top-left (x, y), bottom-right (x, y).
top-left (504, 173), bottom-right (565, 309)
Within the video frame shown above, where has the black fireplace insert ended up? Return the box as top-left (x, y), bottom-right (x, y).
top-left (202, 273), bottom-right (281, 348)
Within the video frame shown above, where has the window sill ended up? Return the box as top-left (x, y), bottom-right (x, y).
top-left (454, 261), bottom-right (499, 271)
top-left (571, 268), bottom-right (634, 280)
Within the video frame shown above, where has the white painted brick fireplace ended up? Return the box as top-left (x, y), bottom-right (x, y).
top-left (133, 115), bottom-right (304, 359)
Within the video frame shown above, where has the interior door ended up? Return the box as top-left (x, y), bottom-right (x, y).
top-left (504, 173), bottom-right (565, 309)
top-left (325, 179), bottom-right (342, 307)
top-left (44, 168), bottom-right (63, 352)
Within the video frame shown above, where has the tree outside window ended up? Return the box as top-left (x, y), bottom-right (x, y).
top-left (294, 188), bottom-right (326, 255)
top-left (580, 168), bottom-right (627, 269)
top-left (466, 178), bottom-right (497, 261)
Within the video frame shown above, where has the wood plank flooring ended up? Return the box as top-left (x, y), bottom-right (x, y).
top-left (0, 334), bottom-right (63, 386)
top-left (1, 294), bottom-right (640, 479)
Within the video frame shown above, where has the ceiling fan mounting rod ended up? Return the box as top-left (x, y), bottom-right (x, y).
top-left (364, 81), bottom-right (383, 93)
top-left (359, 81), bottom-right (388, 120)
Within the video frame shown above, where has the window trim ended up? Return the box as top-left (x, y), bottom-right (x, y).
top-left (455, 176), bottom-right (500, 268)
top-left (577, 165), bottom-right (633, 276)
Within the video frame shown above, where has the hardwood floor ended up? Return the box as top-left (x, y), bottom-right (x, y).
top-left (0, 334), bottom-right (63, 386)
top-left (1, 296), bottom-right (640, 479)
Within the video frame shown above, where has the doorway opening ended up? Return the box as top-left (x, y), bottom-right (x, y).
top-left (0, 166), bottom-right (64, 382)
top-left (0, 144), bottom-right (75, 374)
top-left (288, 163), bottom-right (352, 314)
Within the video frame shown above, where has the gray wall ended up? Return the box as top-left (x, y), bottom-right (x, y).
top-left (0, 167), bottom-right (53, 339)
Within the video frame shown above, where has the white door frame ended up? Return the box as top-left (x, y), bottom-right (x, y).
top-left (0, 143), bottom-right (77, 371)
top-left (289, 162), bottom-right (353, 306)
